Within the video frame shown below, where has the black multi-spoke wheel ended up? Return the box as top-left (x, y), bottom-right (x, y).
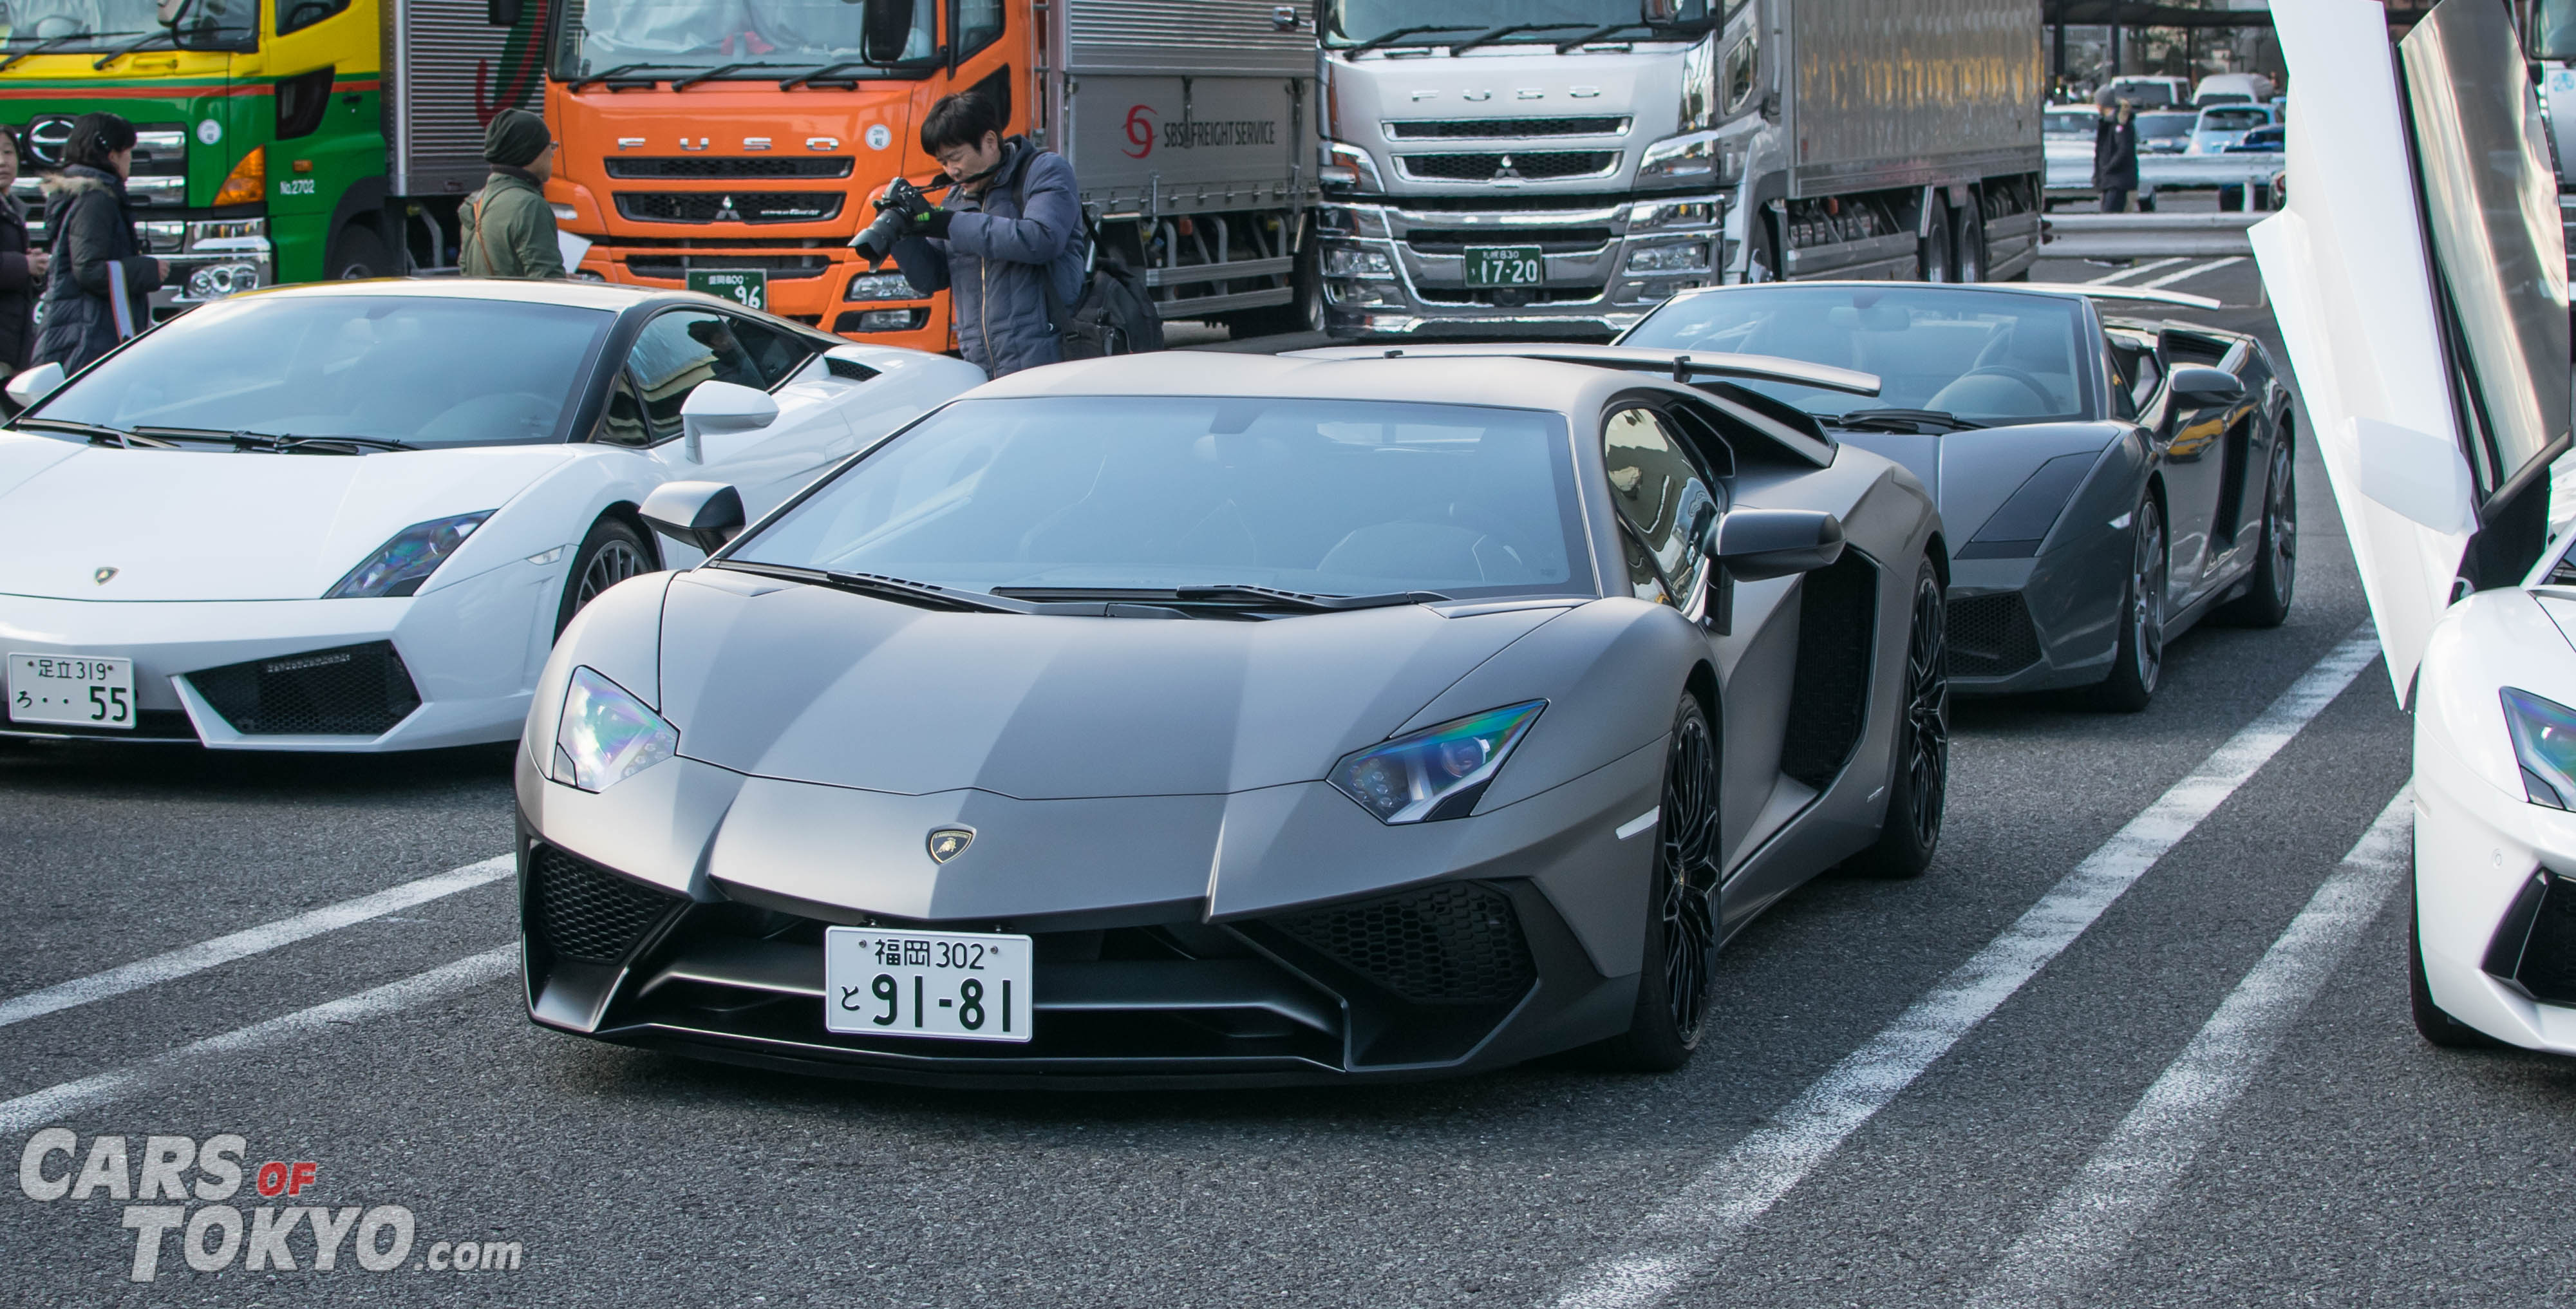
top-left (1850, 559), bottom-right (1949, 879)
top-left (2218, 430), bottom-right (2297, 628)
top-left (554, 517), bottom-right (655, 636)
top-left (1590, 695), bottom-right (1721, 1071)
top-left (2093, 497), bottom-right (2167, 712)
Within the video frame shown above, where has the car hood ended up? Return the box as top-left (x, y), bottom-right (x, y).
top-left (2251, 0), bottom-right (2569, 698)
top-left (0, 435), bottom-right (572, 601)
top-left (657, 570), bottom-right (1574, 800)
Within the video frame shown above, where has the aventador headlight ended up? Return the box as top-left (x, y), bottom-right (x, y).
top-left (323, 511), bottom-right (494, 599)
top-left (2503, 688), bottom-right (2576, 809)
top-left (551, 666), bottom-right (677, 793)
top-left (1330, 701), bottom-right (1545, 824)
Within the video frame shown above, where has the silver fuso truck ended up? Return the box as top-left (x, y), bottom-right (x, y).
top-left (1313, 0), bottom-right (2047, 338)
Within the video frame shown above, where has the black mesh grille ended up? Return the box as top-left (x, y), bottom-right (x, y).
top-left (1404, 226), bottom-right (1614, 253)
top-left (530, 845), bottom-right (682, 963)
top-left (1398, 151), bottom-right (1617, 181)
top-left (606, 156), bottom-right (852, 180)
top-left (623, 254), bottom-right (832, 280)
top-left (1947, 592), bottom-right (2042, 679)
top-left (1386, 116), bottom-right (1629, 139)
top-left (616, 192), bottom-right (845, 224)
top-left (1268, 882), bottom-right (1534, 1004)
top-left (185, 642), bottom-right (421, 736)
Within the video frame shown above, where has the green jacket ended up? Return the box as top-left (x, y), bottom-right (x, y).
top-left (460, 170), bottom-right (563, 279)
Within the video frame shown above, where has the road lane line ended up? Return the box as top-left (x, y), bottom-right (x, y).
top-left (2138, 256), bottom-right (2244, 290)
top-left (0, 854), bottom-right (511, 1030)
top-left (1548, 623), bottom-right (2383, 1309)
top-left (0, 946), bottom-right (516, 1135)
top-left (2083, 256), bottom-right (2188, 285)
top-left (1963, 787), bottom-right (2414, 1308)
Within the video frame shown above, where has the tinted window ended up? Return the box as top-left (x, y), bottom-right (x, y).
top-left (1624, 286), bottom-right (2094, 424)
top-left (278, 0), bottom-right (353, 35)
top-left (26, 294), bottom-right (610, 447)
top-left (955, 0), bottom-right (1003, 57)
top-left (732, 397), bottom-right (1589, 599)
top-left (625, 311), bottom-right (812, 442)
top-left (1602, 408), bottom-right (1717, 615)
top-left (2135, 112), bottom-right (2198, 138)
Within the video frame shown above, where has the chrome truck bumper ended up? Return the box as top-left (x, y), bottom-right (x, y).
top-left (1315, 194), bottom-right (1731, 339)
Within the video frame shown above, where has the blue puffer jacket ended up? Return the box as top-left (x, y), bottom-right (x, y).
top-left (890, 138), bottom-right (1084, 377)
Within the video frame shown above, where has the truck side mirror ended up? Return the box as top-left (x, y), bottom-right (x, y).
top-left (641, 481), bottom-right (747, 556)
top-left (1640, 0), bottom-right (1679, 21)
top-left (485, 0), bottom-right (520, 26)
top-left (860, 0), bottom-right (912, 64)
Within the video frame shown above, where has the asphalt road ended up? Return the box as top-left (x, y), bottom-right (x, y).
top-left (6, 255), bottom-right (2568, 1307)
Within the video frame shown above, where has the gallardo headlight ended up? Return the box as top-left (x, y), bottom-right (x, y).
top-left (1330, 701), bottom-right (1545, 824)
top-left (2503, 688), bottom-right (2576, 809)
top-left (323, 511), bottom-right (494, 599)
top-left (552, 667), bottom-right (677, 793)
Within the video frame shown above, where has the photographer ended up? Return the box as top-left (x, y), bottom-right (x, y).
top-left (852, 90), bottom-right (1080, 377)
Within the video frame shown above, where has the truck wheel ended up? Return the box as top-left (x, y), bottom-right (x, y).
top-left (1952, 193), bottom-right (1988, 283)
top-left (1745, 214), bottom-right (1781, 283)
top-left (1220, 238), bottom-right (1321, 339)
top-left (1917, 202), bottom-right (1953, 283)
top-left (326, 224), bottom-right (391, 280)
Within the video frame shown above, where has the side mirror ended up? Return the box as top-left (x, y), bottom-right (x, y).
top-left (641, 481), bottom-right (747, 556)
top-left (1640, 0), bottom-right (1678, 21)
top-left (678, 380), bottom-right (779, 463)
top-left (2168, 365), bottom-right (2246, 404)
top-left (485, 0), bottom-right (520, 24)
top-left (1709, 508), bottom-right (1845, 581)
top-left (859, 0), bottom-right (912, 64)
top-left (6, 361), bottom-right (64, 410)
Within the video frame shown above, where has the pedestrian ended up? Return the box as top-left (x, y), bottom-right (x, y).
top-left (30, 111), bottom-right (166, 375)
top-left (460, 107), bottom-right (563, 279)
top-left (0, 126), bottom-right (51, 387)
top-left (869, 89), bottom-right (1082, 377)
top-left (2094, 99), bottom-right (2140, 214)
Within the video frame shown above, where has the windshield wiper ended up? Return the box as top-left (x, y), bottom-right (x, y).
top-left (0, 32), bottom-right (133, 72)
top-left (275, 435), bottom-right (417, 453)
top-left (780, 61), bottom-right (861, 89)
top-left (670, 61), bottom-right (757, 90)
top-left (1449, 22), bottom-right (1588, 53)
top-left (713, 560), bottom-right (1032, 614)
top-left (91, 26), bottom-right (177, 69)
top-left (991, 584), bottom-right (1450, 612)
top-left (1827, 408), bottom-right (1986, 433)
top-left (1341, 23), bottom-right (1478, 55)
top-left (15, 417), bottom-right (158, 446)
top-left (570, 62), bottom-right (694, 91)
top-left (1554, 22), bottom-right (1651, 50)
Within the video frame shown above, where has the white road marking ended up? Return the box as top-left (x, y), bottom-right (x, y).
top-left (2138, 256), bottom-right (2245, 290)
top-left (1616, 809), bottom-right (1662, 840)
top-left (2083, 256), bottom-right (2188, 285)
top-left (0, 946), bottom-right (516, 1136)
top-left (1963, 787), bottom-right (2414, 1308)
top-left (0, 855), bottom-right (511, 1030)
top-left (1548, 623), bottom-right (2383, 1309)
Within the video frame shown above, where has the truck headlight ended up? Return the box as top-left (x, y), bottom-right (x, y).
top-left (1628, 241), bottom-right (1711, 272)
top-left (1330, 701), bottom-right (1545, 824)
top-left (186, 262), bottom-right (263, 299)
top-left (1319, 141), bottom-right (1384, 192)
top-left (845, 271), bottom-right (916, 301)
top-left (2505, 688), bottom-right (2576, 808)
top-left (1323, 245), bottom-right (1395, 278)
top-left (1638, 131), bottom-right (1747, 189)
top-left (552, 666), bottom-right (677, 793)
top-left (1636, 200), bottom-right (1718, 229)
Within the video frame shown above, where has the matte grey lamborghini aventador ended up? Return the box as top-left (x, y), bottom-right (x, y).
top-left (513, 348), bottom-right (1946, 1086)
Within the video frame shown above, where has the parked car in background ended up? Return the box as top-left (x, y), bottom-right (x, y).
top-left (2194, 72), bottom-right (2277, 106)
top-left (2105, 75), bottom-right (2192, 109)
top-left (2136, 111), bottom-right (2201, 155)
top-left (2045, 106), bottom-right (2100, 209)
top-left (2190, 104), bottom-right (2279, 154)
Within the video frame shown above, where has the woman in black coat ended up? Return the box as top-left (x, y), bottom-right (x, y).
top-left (0, 126), bottom-right (49, 381)
top-left (32, 112), bottom-right (166, 374)
top-left (2093, 100), bottom-right (2141, 214)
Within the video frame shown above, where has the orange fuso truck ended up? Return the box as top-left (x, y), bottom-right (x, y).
top-left (543, 0), bottom-right (1324, 350)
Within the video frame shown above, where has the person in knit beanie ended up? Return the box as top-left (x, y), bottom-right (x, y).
top-left (460, 108), bottom-right (563, 278)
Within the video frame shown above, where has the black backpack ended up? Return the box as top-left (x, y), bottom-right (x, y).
top-left (1017, 162), bottom-right (1163, 360)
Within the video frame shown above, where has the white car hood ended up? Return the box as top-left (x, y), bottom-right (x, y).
top-left (0, 433), bottom-right (574, 601)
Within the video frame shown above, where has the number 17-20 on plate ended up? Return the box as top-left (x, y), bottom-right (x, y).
top-left (822, 927), bottom-right (1032, 1042)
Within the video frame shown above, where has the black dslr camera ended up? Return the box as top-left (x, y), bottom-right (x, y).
top-left (849, 176), bottom-right (932, 263)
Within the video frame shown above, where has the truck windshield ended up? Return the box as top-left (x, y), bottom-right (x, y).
top-left (2541, 0), bottom-right (2576, 59)
top-left (1321, 0), bottom-right (1720, 48)
top-left (554, 0), bottom-right (937, 78)
top-left (1622, 287), bottom-right (2096, 425)
top-left (5, 0), bottom-right (255, 53)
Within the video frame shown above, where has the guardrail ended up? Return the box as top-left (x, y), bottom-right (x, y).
top-left (2038, 212), bottom-right (2263, 259)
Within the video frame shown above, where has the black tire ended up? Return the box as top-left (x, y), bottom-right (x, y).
top-left (2216, 431), bottom-right (2296, 628)
top-left (2092, 496), bottom-right (2167, 713)
top-left (1745, 211), bottom-right (1781, 283)
top-left (1917, 202), bottom-right (1953, 283)
top-left (1847, 560), bottom-right (1949, 879)
top-left (1222, 237), bottom-right (1322, 339)
top-left (1952, 193), bottom-right (1988, 283)
top-left (324, 223), bottom-right (393, 280)
top-left (2411, 888), bottom-right (2504, 1049)
top-left (1588, 695), bottom-right (1722, 1071)
top-left (554, 517), bottom-right (654, 637)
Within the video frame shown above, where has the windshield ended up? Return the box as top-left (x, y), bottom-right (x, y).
top-left (1623, 287), bottom-right (2096, 425)
top-left (2541, 0), bottom-right (2576, 59)
top-left (23, 294), bottom-right (613, 448)
top-left (2197, 107), bottom-right (2270, 132)
top-left (729, 396), bottom-right (1590, 599)
top-left (552, 0), bottom-right (937, 78)
top-left (1320, 0), bottom-right (1718, 48)
top-left (1, 0), bottom-right (255, 52)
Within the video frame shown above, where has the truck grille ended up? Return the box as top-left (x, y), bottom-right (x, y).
top-left (616, 192), bottom-right (846, 224)
top-left (1397, 151), bottom-right (1619, 182)
top-left (605, 156), bottom-right (853, 180)
top-left (1404, 226), bottom-right (1615, 254)
top-left (185, 641), bottom-right (422, 737)
top-left (1385, 117), bottom-right (1629, 140)
top-left (623, 254), bottom-right (834, 281)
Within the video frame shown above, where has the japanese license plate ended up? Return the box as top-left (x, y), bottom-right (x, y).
top-left (823, 926), bottom-right (1032, 1042)
top-left (685, 268), bottom-right (768, 310)
top-left (1463, 245), bottom-right (1545, 287)
top-left (8, 653), bottom-right (133, 729)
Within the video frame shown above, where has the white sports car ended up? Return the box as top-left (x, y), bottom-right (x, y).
top-left (0, 279), bottom-right (983, 751)
top-left (2255, 0), bottom-right (2576, 1049)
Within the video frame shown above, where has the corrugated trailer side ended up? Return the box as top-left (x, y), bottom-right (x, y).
top-left (1784, 0), bottom-right (2044, 197)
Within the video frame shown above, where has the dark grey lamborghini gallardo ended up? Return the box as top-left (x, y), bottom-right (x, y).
top-left (514, 348), bottom-right (1945, 1087)
top-left (1622, 282), bottom-right (2297, 710)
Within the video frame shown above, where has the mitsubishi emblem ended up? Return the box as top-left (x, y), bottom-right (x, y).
top-left (93, 566), bottom-right (117, 585)
top-left (1494, 153), bottom-right (1521, 180)
top-left (715, 194), bottom-right (743, 222)
top-left (926, 826), bottom-right (975, 863)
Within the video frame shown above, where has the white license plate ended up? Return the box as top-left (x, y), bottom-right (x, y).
top-left (8, 652), bottom-right (135, 729)
top-left (823, 927), bottom-right (1032, 1042)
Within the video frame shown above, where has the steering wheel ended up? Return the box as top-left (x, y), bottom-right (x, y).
top-left (1952, 365), bottom-right (2055, 407)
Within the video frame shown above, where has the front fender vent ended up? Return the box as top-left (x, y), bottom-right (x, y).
top-left (1266, 881), bottom-right (1533, 1004)
top-left (528, 845), bottom-right (685, 965)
